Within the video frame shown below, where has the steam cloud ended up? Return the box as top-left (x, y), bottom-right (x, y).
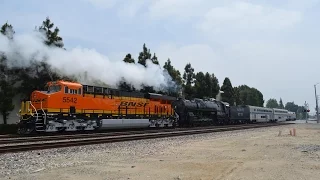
top-left (0, 31), bottom-right (176, 91)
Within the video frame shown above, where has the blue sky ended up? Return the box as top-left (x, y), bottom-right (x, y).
top-left (1, 0), bottom-right (320, 112)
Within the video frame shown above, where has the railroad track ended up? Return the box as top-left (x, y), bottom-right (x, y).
top-left (0, 123), bottom-right (292, 154)
top-left (0, 123), bottom-right (268, 144)
top-left (0, 125), bottom-right (229, 140)
top-left (0, 135), bottom-right (14, 138)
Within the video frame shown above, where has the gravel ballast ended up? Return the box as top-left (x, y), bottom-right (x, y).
top-left (1, 123), bottom-right (319, 180)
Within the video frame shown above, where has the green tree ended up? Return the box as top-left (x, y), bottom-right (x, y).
top-left (285, 102), bottom-right (299, 112)
top-left (163, 59), bottom-right (182, 85)
top-left (233, 86), bottom-right (242, 105)
top-left (203, 72), bottom-right (213, 98)
top-left (202, 72), bottom-right (220, 98)
top-left (185, 70), bottom-right (220, 99)
top-left (151, 53), bottom-right (159, 65)
top-left (138, 43), bottom-right (152, 67)
top-left (210, 73), bottom-right (220, 98)
top-left (279, 98), bottom-right (284, 109)
top-left (245, 88), bottom-right (256, 105)
top-left (118, 54), bottom-right (135, 91)
top-left (194, 71), bottom-right (206, 98)
top-left (237, 85), bottom-right (250, 105)
top-left (0, 22), bottom-right (15, 39)
top-left (237, 85), bottom-right (264, 107)
top-left (0, 22), bottom-right (16, 124)
top-left (163, 58), bottom-right (182, 96)
top-left (220, 77), bottom-right (234, 105)
top-left (38, 17), bottom-right (64, 48)
top-left (0, 80), bottom-right (15, 124)
top-left (296, 105), bottom-right (307, 119)
top-left (123, 53), bottom-right (135, 64)
top-left (285, 102), bottom-right (306, 119)
top-left (182, 63), bottom-right (195, 99)
top-left (137, 44), bottom-right (159, 93)
top-left (0, 22), bottom-right (15, 72)
top-left (255, 88), bottom-right (264, 107)
top-left (266, 98), bottom-right (279, 108)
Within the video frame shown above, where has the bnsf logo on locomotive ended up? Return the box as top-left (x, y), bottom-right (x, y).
top-left (32, 98), bottom-right (47, 103)
top-left (120, 101), bottom-right (148, 107)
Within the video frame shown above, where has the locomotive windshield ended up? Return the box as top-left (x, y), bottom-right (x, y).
top-left (48, 85), bottom-right (62, 93)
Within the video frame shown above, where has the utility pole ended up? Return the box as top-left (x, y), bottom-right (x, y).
top-left (315, 83), bottom-right (320, 123)
top-left (304, 101), bottom-right (309, 123)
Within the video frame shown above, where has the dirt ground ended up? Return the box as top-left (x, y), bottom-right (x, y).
top-left (2, 123), bottom-right (320, 180)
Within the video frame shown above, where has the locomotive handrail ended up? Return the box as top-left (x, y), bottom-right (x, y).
top-left (40, 101), bottom-right (47, 125)
top-left (29, 101), bottom-right (38, 119)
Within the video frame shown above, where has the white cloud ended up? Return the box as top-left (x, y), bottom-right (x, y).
top-left (198, 1), bottom-right (303, 33)
top-left (117, 0), bottom-right (147, 18)
top-left (147, 0), bottom-right (209, 21)
top-left (82, 0), bottom-right (118, 9)
top-left (285, 0), bottom-right (320, 11)
top-left (154, 38), bottom-right (320, 110)
top-left (156, 43), bottom-right (227, 84)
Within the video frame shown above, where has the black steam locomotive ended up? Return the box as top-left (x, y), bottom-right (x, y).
top-left (172, 98), bottom-right (231, 127)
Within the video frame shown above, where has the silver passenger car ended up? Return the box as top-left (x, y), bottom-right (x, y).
top-left (248, 106), bottom-right (274, 123)
top-left (272, 108), bottom-right (289, 122)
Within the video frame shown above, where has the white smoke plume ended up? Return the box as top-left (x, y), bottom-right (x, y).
top-left (0, 31), bottom-right (177, 91)
top-left (215, 91), bottom-right (222, 101)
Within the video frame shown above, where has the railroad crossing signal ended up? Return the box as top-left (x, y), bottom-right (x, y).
top-left (303, 109), bottom-right (310, 112)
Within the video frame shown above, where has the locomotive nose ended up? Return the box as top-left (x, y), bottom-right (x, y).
top-left (31, 90), bottom-right (48, 105)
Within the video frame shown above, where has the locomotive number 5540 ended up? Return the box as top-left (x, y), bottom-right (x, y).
top-left (62, 97), bottom-right (77, 103)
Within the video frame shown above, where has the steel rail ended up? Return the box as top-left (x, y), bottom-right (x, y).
top-left (0, 123), bottom-right (293, 144)
top-left (0, 123), bottom-right (292, 154)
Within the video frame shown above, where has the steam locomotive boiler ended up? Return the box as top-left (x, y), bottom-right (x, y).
top-left (171, 98), bottom-right (230, 127)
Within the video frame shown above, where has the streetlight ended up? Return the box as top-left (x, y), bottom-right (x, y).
top-left (314, 83), bottom-right (320, 123)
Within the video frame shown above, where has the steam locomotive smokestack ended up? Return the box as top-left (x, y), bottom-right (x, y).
top-left (179, 87), bottom-right (185, 99)
top-left (216, 90), bottom-right (224, 101)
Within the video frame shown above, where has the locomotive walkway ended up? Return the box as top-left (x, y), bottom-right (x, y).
top-left (0, 123), bottom-right (292, 154)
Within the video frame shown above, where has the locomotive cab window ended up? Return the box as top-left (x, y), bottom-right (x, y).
top-left (69, 89), bottom-right (78, 94)
top-left (48, 85), bottom-right (61, 93)
top-left (64, 86), bottom-right (82, 95)
top-left (64, 86), bottom-right (69, 93)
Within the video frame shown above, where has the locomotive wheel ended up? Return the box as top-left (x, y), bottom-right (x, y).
top-left (17, 127), bottom-right (35, 135)
top-left (17, 127), bottom-right (27, 135)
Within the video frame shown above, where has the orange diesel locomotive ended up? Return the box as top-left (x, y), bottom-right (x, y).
top-left (17, 80), bottom-right (178, 134)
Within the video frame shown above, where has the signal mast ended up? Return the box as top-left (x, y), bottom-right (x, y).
top-left (304, 101), bottom-right (310, 123)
